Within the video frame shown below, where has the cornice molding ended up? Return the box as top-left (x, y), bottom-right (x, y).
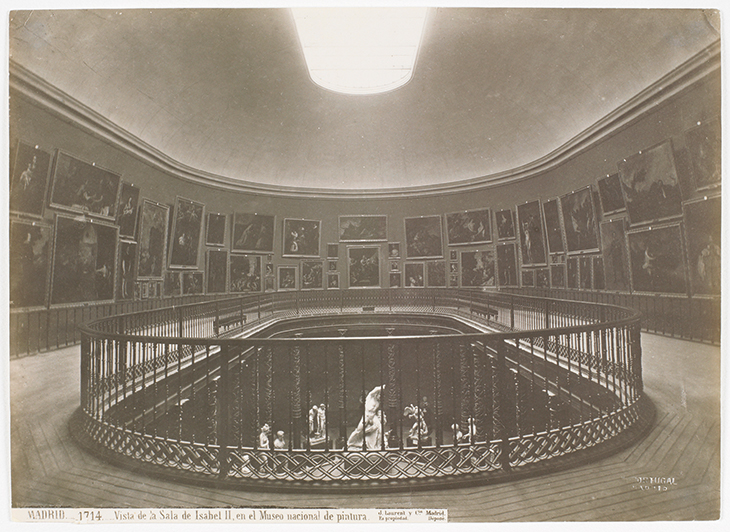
top-left (9, 40), bottom-right (720, 200)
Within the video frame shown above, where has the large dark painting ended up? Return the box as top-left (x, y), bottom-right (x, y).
top-left (232, 213), bottom-right (275, 253)
top-left (536, 268), bottom-right (550, 288)
top-left (50, 151), bottom-right (121, 220)
top-left (301, 260), bottom-right (324, 290)
top-left (339, 215), bottom-right (387, 242)
top-left (517, 200), bottom-right (547, 266)
top-left (628, 224), bottom-right (687, 294)
top-left (182, 272), bottom-right (204, 295)
top-left (164, 271), bottom-right (181, 297)
top-left (207, 249), bottom-right (228, 294)
top-left (426, 261), bottom-right (447, 287)
top-left (169, 197), bottom-right (204, 268)
top-left (347, 247), bottom-right (380, 287)
top-left (327, 273), bottom-right (340, 289)
top-left (460, 250), bottom-right (495, 288)
top-left (404, 262), bottom-right (425, 287)
top-left (521, 269), bottom-right (534, 287)
top-left (497, 243), bottom-right (518, 287)
top-left (495, 209), bottom-right (516, 240)
top-left (567, 257), bottom-right (579, 289)
top-left (550, 264), bottom-right (565, 288)
top-left (50, 215), bottom-right (118, 305)
top-left (542, 199), bottom-right (564, 253)
top-left (278, 266), bottom-right (297, 291)
top-left (593, 257), bottom-right (606, 290)
top-left (561, 187), bottom-right (599, 253)
top-left (618, 140), bottom-right (683, 225)
top-left (686, 118), bottom-right (721, 190)
top-left (599, 219), bottom-right (630, 292)
top-left (579, 256), bottom-right (592, 289)
top-left (390, 272), bottom-right (402, 288)
top-left (404, 215), bottom-right (443, 259)
top-left (597, 173), bottom-right (626, 215)
top-left (683, 196), bottom-right (721, 295)
top-left (117, 240), bottom-right (137, 301)
top-left (10, 141), bottom-right (52, 217)
top-left (283, 218), bottom-right (321, 258)
top-left (446, 209), bottom-right (491, 246)
top-left (206, 213), bottom-right (227, 247)
top-left (230, 254), bottom-right (261, 293)
top-left (9, 220), bottom-right (52, 307)
top-left (116, 182), bottom-right (140, 238)
top-left (136, 200), bottom-right (169, 279)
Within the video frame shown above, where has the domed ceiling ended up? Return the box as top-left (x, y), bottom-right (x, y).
top-left (9, 8), bottom-right (720, 192)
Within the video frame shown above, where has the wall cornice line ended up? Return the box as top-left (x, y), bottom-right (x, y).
top-left (9, 40), bottom-right (720, 200)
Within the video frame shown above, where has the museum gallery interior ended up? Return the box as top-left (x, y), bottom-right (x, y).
top-left (7, 8), bottom-right (722, 521)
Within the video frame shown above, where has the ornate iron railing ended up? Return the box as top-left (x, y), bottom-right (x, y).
top-left (75, 289), bottom-right (649, 489)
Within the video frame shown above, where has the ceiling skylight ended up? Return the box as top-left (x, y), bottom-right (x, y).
top-left (292, 7), bottom-right (428, 95)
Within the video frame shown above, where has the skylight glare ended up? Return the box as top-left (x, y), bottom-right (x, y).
top-left (292, 7), bottom-right (428, 95)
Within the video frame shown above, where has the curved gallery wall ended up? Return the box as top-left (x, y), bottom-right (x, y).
top-left (8, 52), bottom-right (721, 308)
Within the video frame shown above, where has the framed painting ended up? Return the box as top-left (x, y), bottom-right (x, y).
top-left (388, 242), bottom-right (401, 259)
top-left (327, 243), bottom-right (340, 258)
top-left (536, 268), bottom-right (550, 288)
top-left (600, 219), bottom-right (631, 292)
top-left (685, 118), bottom-right (721, 190)
top-left (495, 208), bottom-right (516, 240)
top-left (206, 249), bottom-right (228, 294)
top-left (265, 263), bottom-right (275, 276)
top-left (542, 198), bottom-right (564, 253)
top-left (9, 219), bottom-right (52, 308)
top-left (561, 187), bottom-right (599, 253)
top-left (116, 182), bottom-right (140, 239)
top-left (446, 209), bottom-right (491, 246)
top-left (347, 246), bottom-right (380, 288)
top-left (460, 250), bottom-right (496, 288)
top-left (10, 141), bottom-right (53, 218)
top-left (265, 276), bottom-right (276, 292)
top-left (404, 215), bottom-right (443, 259)
top-left (550, 264), bottom-right (566, 288)
top-left (182, 272), bottom-right (204, 295)
top-left (627, 224), bottom-right (687, 294)
top-left (169, 196), bottom-right (204, 268)
top-left (450, 249), bottom-right (457, 261)
top-left (597, 173), bottom-right (626, 216)
top-left (283, 218), bottom-right (321, 258)
top-left (328, 260), bottom-right (338, 272)
top-left (327, 272), bottom-right (340, 289)
top-left (229, 254), bottom-right (262, 293)
top-left (140, 281), bottom-right (149, 300)
top-left (579, 256), bottom-right (593, 289)
top-left (450, 262), bottom-right (458, 273)
top-left (517, 200), bottom-right (547, 266)
top-left (683, 196), bottom-right (721, 295)
top-left (497, 242), bottom-right (518, 287)
top-left (50, 215), bottom-right (118, 305)
top-left (567, 257), bottom-right (579, 289)
top-left (164, 271), bottom-right (181, 297)
top-left (618, 140), bottom-right (683, 225)
top-left (390, 261), bottom-right (400, 272)
top-left (232, 213), bottom-right (275, 253)
top-left (301, 260), bottom-right (324, 290)
top-left (339, 215), bottom-right (387, 242)
top-left (426, 261), bottom-right (447, 288)
top-left (404, 262), bottom-right (425, 288)
top-left (206, 212), bottom-right (227, 247)
top-left (449, 274), bottom-right (458, 287)
top-left (278, 265), bottom-right (297, 291)
top-left (49, 151), bottom-right (121, 220)
top-left (390, 272), bottom-right (402, 288)
top-left (593, 256), bottom-right (606, 290)
top-left (521, 269), bottom-right (534, 287)
top-left (116, 240), bottom-right (137, 301)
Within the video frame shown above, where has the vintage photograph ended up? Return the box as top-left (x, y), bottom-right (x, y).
top-left (496, 242), bottom-right (518, 287)
top-left (206, 249), bottom-right (228, 294)
top-left (618, 140), bottom-right (684, 225)
top-left (445, 208), bottom-right (491, 245)
top-left (596, 173), bottom-right (626, 215)
top-left (9, 219), bottom-right (52, 308)
top-left (135, 199), bottom-right (169, 279)
top-left (685, 118), bottom-right (721, 190)
top-left (541, 198), bottom-right (564, 253)
top-left (460, 250), bottom-right (496, 288)
top-left (206, 212), bottom-right (227, 247)
top-left (628, 224), bottom-right (688, 294)
top-left (683, 196), bottom-right (721, 295)
top-left (229, 254), bottom-right (262, 293)
top-left (50, 215), bottom-right (118, 305)
top-left (301, 260), bottom-right (324, 290)
top-left (339, 215), bottom-right (387, 242)
top-left (116, 240), bottom-right (137, 301)
top-left (404, 262), bottom-right (425, 287)
top-left (277, 265), bottom-right (297, 291)
top-left (517, 200), bottom-right (547, 265)
top-left (231, 212), bottom-right (274, 253)
top-left (495, 208), bottom-right (516, 240)
top-left (347, 246), bottom-right (380, 287)
top-left (169, 196), bottom-right (204, 268)
top-left (49, 151), bottom-right (121, 219)
top-left (283, 218), bottom-right (321, 257)
top-left (561, 187), bottom-right (599, 253)
top-left (9, 141), bottom-right (53, 217)
top-left (426, 260), bottom-right (447, 287)
top-left (116, 181), bottom-right (140, 239)
top-left (404, 215), bottom-right (443, 259)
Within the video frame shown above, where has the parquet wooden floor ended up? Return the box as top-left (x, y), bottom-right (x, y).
top-left (8, 333), bottom-right (721, 521)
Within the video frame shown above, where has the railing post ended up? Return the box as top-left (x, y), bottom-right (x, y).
top-left (494, 339), bottom-right (512, 471)
top-left (177, 306), bottom-right (183, 338)
top-left (217, 344), bottom-right (231, 478)
top-left (510, 295), bottom-right (515, 330)
top-left (291, 333), bottom-right (303, 449)
top-left (545, 298), bottom-right (550, 329)
top-left (257, 294), bottom-right (261, 320)
top-left (337, 329), bottom-right (347, 448)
